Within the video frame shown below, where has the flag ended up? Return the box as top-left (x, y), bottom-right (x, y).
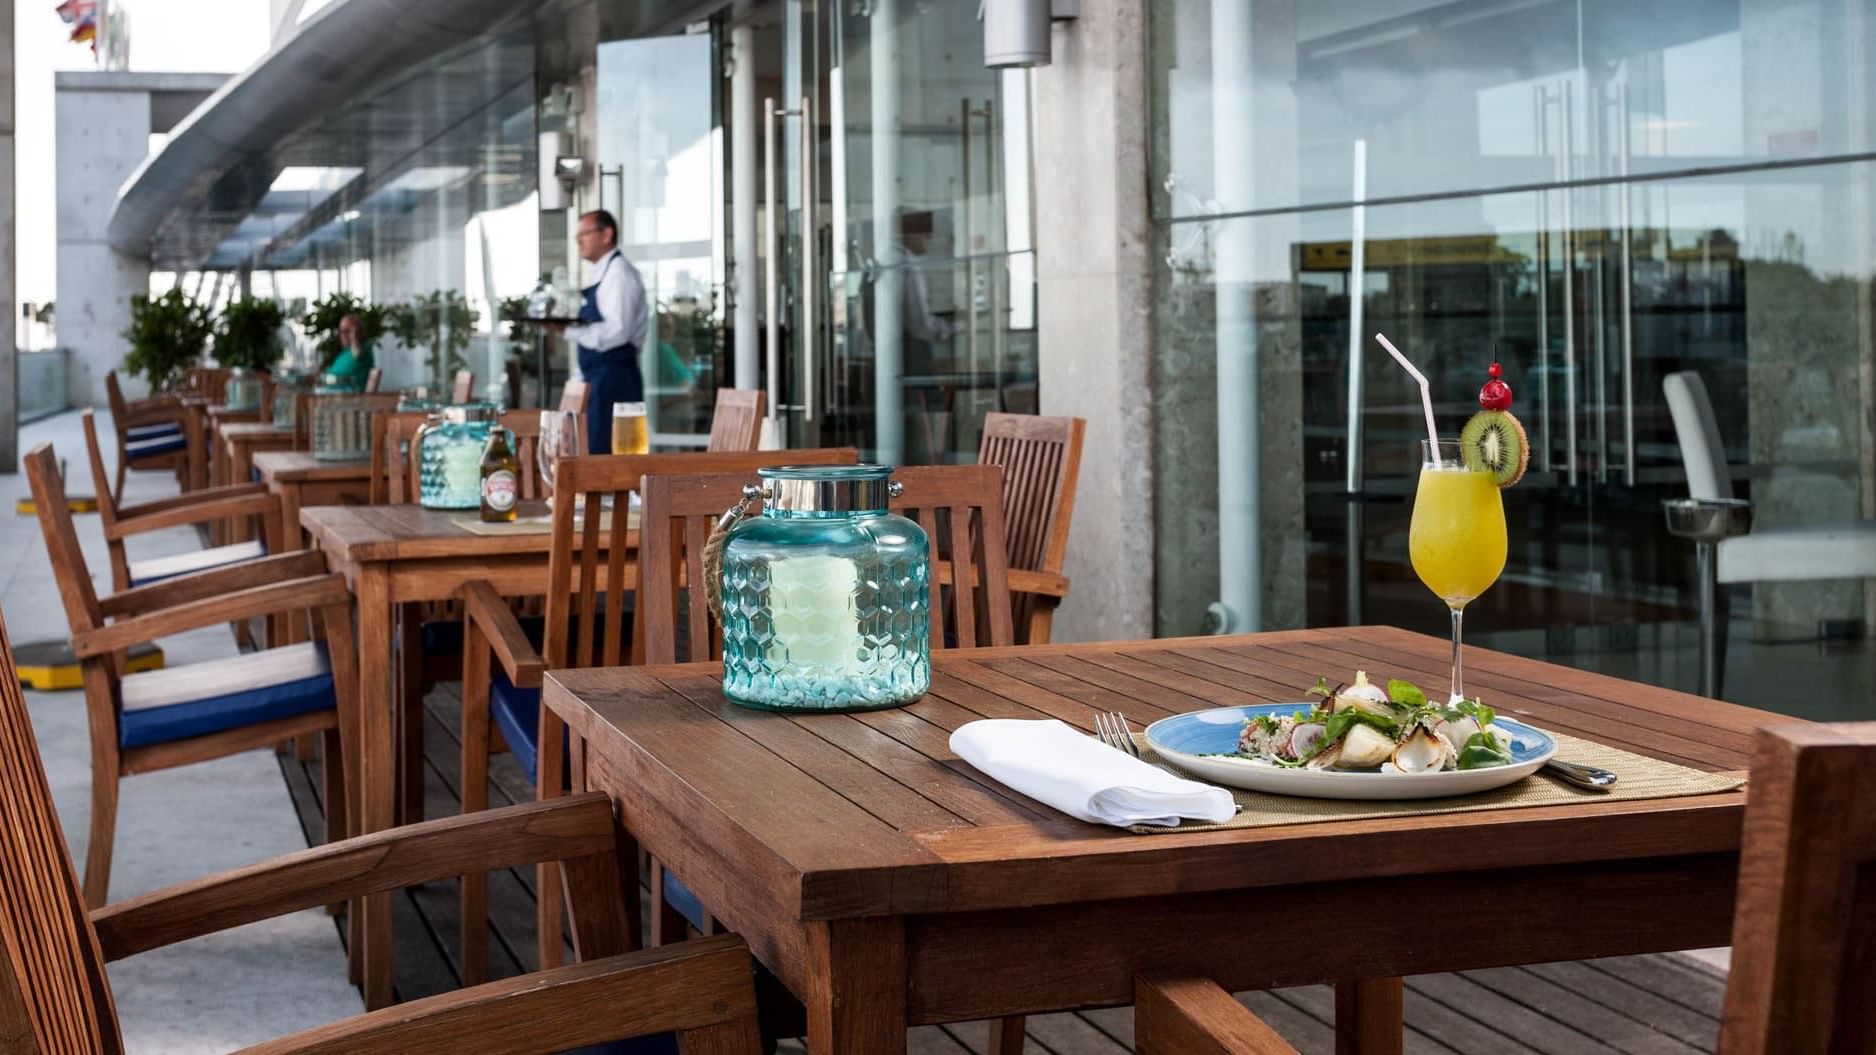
top-left (54, 0), bottom-right (96, 25)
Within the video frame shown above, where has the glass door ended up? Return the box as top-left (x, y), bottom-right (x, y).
top-left (761, 0), bottom-right (1038, 464)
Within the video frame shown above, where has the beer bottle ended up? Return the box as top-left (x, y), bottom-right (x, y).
top-left (479, 425), bottom-right (520, 522)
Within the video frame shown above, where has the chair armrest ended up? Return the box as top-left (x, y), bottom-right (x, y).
top-left (117, 482), bottom-right (269, 521)
top-left (119, 403), bottom-right (191, 429)
top-left (461, 580), bottom-right (546, 689)
top-left (75, 574), bottom-right (349, 658)
top-left (1135, 973), bottom-right (1299, 1055)
top-left (107, 486), bottom-right (278, 538)
top-left (1008, 568), bottom-right (1069, 599)
top-left (97, 551), bottom-right (330, 620)
top-left (229, 935), bottom-right (758, 1055)
top-left (92, 793), bottom-right (618, 961)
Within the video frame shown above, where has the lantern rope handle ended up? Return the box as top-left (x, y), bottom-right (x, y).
top-left (703, 484), bottom-right (764, 622)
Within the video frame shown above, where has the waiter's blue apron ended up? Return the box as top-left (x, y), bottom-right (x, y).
top-left (577, 254), bottom-right (644, 454)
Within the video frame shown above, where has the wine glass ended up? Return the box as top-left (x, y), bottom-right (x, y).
top-left (1407, 439), bottom-right (1507, 703)
top-left (537, 410), bottom-right (580, 500)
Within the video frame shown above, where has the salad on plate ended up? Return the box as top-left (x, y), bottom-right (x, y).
top-left (1233, 671), bottom-right (1514, 773)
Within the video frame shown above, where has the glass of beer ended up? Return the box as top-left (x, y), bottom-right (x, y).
top-left (611, 401), bottom-right (649, 456)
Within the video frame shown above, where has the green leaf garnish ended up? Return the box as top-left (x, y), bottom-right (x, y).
top-left (1456, 730), bottom-right (1513, 770)
top-left (1386, 679), bottom-right (1427, 710)
top-left (1307, 676), bottom-right (1333, 698)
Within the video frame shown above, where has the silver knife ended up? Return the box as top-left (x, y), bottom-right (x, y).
top-left (1545, 759), bottom-right (1618, 791)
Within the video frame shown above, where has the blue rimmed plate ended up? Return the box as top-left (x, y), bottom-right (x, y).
top-left (1144, 703), bottom-right (1557, 801)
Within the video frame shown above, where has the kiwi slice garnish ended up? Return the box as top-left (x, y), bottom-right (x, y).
top-left (1460, 410), bottom-right (1529, 487)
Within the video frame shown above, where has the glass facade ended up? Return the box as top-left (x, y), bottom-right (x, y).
top-left (1150, 0), bottom-right (1876, 713)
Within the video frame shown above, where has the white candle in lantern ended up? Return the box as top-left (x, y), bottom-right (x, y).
top-left (766, 554), bottom-right (863, 673)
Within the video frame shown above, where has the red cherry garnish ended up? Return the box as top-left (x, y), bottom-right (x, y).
top-left (1479, 362), bottom-right (1512, 411)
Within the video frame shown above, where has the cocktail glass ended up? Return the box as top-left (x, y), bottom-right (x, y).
top-left (1408, 439), bottom-right (1507, 703)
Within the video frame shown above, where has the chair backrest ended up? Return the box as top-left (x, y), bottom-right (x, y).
top-left (559, 379), bottom-right (591, 416)
top-left (293, 392), bottom-right (401, 451)
top-left (545, 449), bottom-right (858, 671)
top-left (889, 464), bottom-right (1016, 648)
top-left (1719, 722), bottom-right (1876, 1054)
top-left (706, 389), bottom-right (767, 452)
top-left (187, 366), bottom-right (229, 403)
top-left (450, 369), bottom-right (476, 404)
top-left (23, 446), bottom-right (105, 642)
top-left (378, 409), bottom-right (552, 505)
top-left (77, 412), bottom-right (134, 586)
top-left (977, 412), bottom-right (1084, 643)
top-left (0, 602), bottom-right (122, 1054)
top-left (364, 367), bottom-right (383, 394)
top-left (102, 372), bottom-right (130, 432)
top-left (1663, 371), bottom-right (1732, 501)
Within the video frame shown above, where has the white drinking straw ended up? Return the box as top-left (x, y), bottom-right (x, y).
top-left (1374, 332), bottom-right (1442, 467)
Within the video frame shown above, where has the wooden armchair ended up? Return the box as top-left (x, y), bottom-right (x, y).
top-left (364, 365), bottom-right (383, 393)
top-left (103, 369), bottom-right (204, 498)
top-left (186, 365), bottom-right (232, 403)
top-left (80, 410), bottom-right (279, 595)
top-left (0, 594), bottom-right (761, 1054)
top-left (450, 368), bottom-right (477, 403)
top-left (24, 444), bottom-right (360, 908)
top-left (455, 448), bottom-right (857, 982)
top-left (977, 412), bottom-right (1083, 644)
top-left (706, 388), bottom-right (766, 451)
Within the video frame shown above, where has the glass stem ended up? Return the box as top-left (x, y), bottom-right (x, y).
top-left (1448, 605), bottom-right (1466, 704)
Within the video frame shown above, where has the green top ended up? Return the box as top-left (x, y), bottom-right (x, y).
top-left (327, 344), bottom-right (374, 383)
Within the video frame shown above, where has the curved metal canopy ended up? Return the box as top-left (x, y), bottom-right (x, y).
top-left (107, 0), bottom-right (536, 269)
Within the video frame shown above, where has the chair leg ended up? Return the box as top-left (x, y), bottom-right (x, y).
top-left (459, 628), bottom-right (492, 986)
top-left (321, 728), bottom-right (347, 845)
top-left (84, 763), bottom-right (119, 908)
top-left (991, 1016), bottom-right (1028, 1055)
top-left (113, 457), bottom-right (127, 507)
top-left (397, 604), bottom-right (424, 825)
top-left (649, 861), bottom-right (688, 947)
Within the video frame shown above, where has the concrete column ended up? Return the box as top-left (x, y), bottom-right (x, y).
top-left (0, 0), bottom-right (15, 469)
top-left (1033, 0), bottom-right (1153, 641)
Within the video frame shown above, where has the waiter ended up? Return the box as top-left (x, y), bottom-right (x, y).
top-left (550, 210), bottom-right (648, 453)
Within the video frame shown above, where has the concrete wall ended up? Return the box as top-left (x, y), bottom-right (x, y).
top-left (1, 0), bottom-right (16, 469)
top-left (1032, 0), bottom-right (1155, 642)
top-left (55, 73), bottom-right (226, 407)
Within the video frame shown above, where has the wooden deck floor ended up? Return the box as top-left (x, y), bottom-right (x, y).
top-left (279, 684), bottom-right (1728, 1054)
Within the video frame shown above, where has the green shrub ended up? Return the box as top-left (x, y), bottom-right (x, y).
top-left (122, 288), bottom-right (214, 393)
top-left (301, 292), bottom-right (388, 370)
top-left (214, 296), bottom-right (287, 372)
top-left (387, 290), bottom-right (479, 388)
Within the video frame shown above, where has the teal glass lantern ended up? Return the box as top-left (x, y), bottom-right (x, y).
top-left (412, 403), bottom-right (498, 508)
top-left (223, 367), bottom-right (264, 411)
top-left (719, 464), bottom-right (930, 712)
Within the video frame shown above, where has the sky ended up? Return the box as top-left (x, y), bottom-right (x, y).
top-left (12, 0), bottom-right (272, 315)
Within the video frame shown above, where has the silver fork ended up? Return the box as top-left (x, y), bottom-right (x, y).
top-left (1094, 712), bottom-right (1144, 759)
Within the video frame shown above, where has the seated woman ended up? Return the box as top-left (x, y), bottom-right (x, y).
top-left (324, 312), bottom-right (375, 389)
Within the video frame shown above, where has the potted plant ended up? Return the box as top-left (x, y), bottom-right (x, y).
top-left (214, 296), bottom-right (287, 409)
top-left (388, 290), bottom-right (480, 394)
top-left (300, 292), bottom-right (388, 374)
top-left (122, 288), bottom-right (214, 394)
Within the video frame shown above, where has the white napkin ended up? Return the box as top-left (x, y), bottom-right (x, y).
top-left (950, 718), bottom-right (1237, 828)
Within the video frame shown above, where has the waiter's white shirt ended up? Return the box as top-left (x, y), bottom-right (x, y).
top-left (565, 248), bottom-right (649, 352)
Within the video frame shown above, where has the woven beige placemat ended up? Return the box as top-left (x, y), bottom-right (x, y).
top-left (1128, 731), bottom-right (1745, 834)
top-left (452, 509), bottom-right (639, 536)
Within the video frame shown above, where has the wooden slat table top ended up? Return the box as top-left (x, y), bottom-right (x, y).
top-left (545, 625), bottom-right (1775, 923)
top-left (301, 500), bottom-right (629, 562)
top-left (254, 450), bottom-right (372, 483)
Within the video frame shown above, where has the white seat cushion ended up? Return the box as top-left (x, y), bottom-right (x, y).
top-left (1718, 521), bottom-right (1876, 583)
top-left (127, 540), bottom-right (265, 586)
top-left (121, 641), bottom-right (329, 713)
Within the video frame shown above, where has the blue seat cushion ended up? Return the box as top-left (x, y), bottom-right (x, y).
top-left (126, 432), bottom-right (188, 458)
top-left (661, 871), bottom-right (707, 933)
top-left (422, 614), bottom-right (547, 657)
top-left (126, 422), bottom-right (182, 441)
top-left (118, 642), bottom-right (333, 749)
top-left (489, 670), bottom-right (545, 782)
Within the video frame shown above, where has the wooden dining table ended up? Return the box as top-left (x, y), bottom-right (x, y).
top-left (301, 500), bottom-right (633, 1009)
top-left (255, 451), bottom-right (375, 556)
top-left (217, 423), bottom-right (295, 542)
top-left (542, 625), bottom-right (1771, 1053)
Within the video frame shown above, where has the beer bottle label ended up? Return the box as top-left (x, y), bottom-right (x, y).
top-left (483, 470), bottom-right (518, 512)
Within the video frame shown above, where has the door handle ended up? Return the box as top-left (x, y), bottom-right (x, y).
top-left (799, 94), bottom-right (817, 424)
top-left (764, 97), bottom-right (783, 428)
top-left (1616, 82), bottom-right (1636, 486)
top-left (1559, 77), bottom-right (1578, 488)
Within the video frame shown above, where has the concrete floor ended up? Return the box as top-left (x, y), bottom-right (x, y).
top-left (3, 411), bottom-right (360, 1052)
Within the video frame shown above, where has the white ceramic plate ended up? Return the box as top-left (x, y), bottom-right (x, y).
top-left (1144, 703), bottom-right (1556, 801)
